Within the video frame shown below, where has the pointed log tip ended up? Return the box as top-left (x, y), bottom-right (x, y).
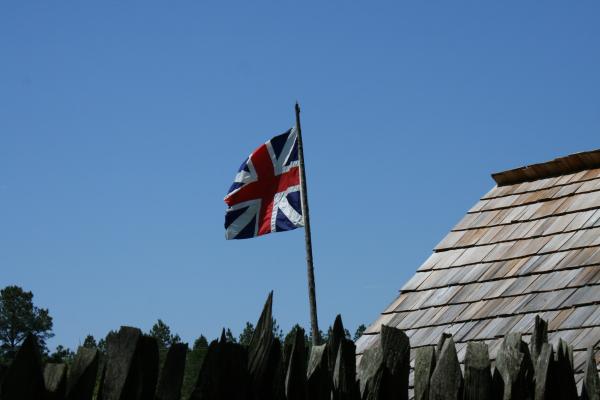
top-left (380, 324), bottom-right (406, 337)
top-left (307, 344), bottom-right (327, 377)
top-left (333, 315), bottom-right (344, 332)
top-left (534, 315), bottom-right (548, 330)
top-left (436, 332), bottom-right (452, 355)
top-left (251, 292), bottom-right (274, 338)
top-left (22, 333), bottom-right (38, 348)
top-left (294, 326), bottom-right (305, 342)
top-left (260, 290), bottom-right (273, 318)
top-left (16, 333), bottom-right (43, 361)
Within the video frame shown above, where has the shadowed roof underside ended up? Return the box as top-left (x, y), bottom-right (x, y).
top-left (356, 148), bottom-right (600, 394)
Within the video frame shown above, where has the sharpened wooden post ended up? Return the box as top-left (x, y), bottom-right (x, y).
top-left (357, 325), bottom-right (410, 400)
top-left (534, 343), bottom-right (554, 400)
top-left (530, 316), bottom-right (548, 367)
top-left (582, 347), bottom-right (600, 400)
top-left (307, 345), bottom-right (330, 400)
top-left (429, 336), bottom-right (463, 400)
top-left (295, 102), bottom-right (321, 345)
top-left (44, 363), bottom-right (67, 400)
top-left (66, 347), bottom-right (99, 400)
top-left (155, 343), bottom-right (188, 400)
top-left (463, 342), bottom-right (491, 400)
top-left (332, 340), bottom-right (359, 400)
top-left (555, 339), bottom-right (577, 400)
top-left (494, 333), bottom-right (534, 400)
top-left (414, 346), bottom-right (436, 400)
top-left (1, 335), bottom-right (46, 400)
top-left (285, 327), bottom-right (307, 400)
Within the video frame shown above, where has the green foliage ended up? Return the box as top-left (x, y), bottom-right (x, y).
top-left (0, 285), bottom-right (54, 362)
top-left (148, 319), bottom-right (183, 380)
top-left (97, 330), bottom-right (117, 355)
top-left (283, 324), bottom-right (309, 349)
top-left (224, 328), bottom-right (237, 343)
top-left (305, 322), bottom-right (364, 345)
top-left (236, 318), bottom-right (284, 347)
top-left (148, 319), bottom-right (181, 349)
top-left (181, 335), bottom-right (209, 399)
top-left (354, 324), bottom-right (367, 341)
top-left (82, 334), bottom-right (97, 349)
top-left (47, 344), bottom-right (75, 364)
top-left (193, 335), bottom-right (208, 350)
top-left (323, 325), bottom-right (351, 342)
top-left (238, 322), bottom-right (255, 346)
top-left (97, 338), bottom-right (106, 354)
top-left (272, 318), bottom-right (284, 342)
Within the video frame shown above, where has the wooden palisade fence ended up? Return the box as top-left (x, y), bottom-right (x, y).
top-left (0, 293), bottom-right (599, 400)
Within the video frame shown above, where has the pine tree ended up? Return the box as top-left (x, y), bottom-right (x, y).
top-left (0, 285), bottom-right (54, 362)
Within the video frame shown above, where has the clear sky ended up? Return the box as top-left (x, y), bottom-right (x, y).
top-left (1, 2), bottom-right (599, 351)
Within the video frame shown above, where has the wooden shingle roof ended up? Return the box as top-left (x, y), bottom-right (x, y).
top-left (356, 148), bottom-right (600, 389)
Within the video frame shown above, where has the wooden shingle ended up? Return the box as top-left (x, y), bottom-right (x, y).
top-left (360, 149), bottom-right (600, 394)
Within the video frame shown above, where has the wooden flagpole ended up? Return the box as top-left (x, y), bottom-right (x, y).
top-left (295, 102), bottom-right (321, 345)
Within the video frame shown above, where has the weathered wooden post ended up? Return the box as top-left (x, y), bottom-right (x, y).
top-left (44, 363), bottom-right (67, 400)
top-left (96, 363), bottom-right (107, 400)
top-left (530, 316), bottom-right (548, 367)
top-left (463, 342), bottom-right (491, 400)
top-left (436, 334), bottom-right (452, 363)
top-left (414, 346), bottom-right (436, 400)
top-left (65, 346), bottom-right (99, 400)
top-left (554, 339), bottom-right (577, 400)
top-left (582, 347), bottom-right (600, 400)
top-left (429, 336), bottom-right (462, 400)
top-left (332, 341), bottom-right (359, 400)
top-left (189, 330), bottom-right (249, 400)
top-left (0, 334), bottom-right (46, 400)
top-left (139, 335), bottom-right (159, 399)
top-left (358, 325), bottom-right (410, 400)
top-left (328, 315), bottom-right (347, 374)
top-left (99, 326), bottom-right (143, 400)
top-left (493, 332), bottom-right (534, 400)
top-left (155, 343), bottom-right (188, 400)
top-left (306, 344), bottom-right (330, 400)
top-left (271, 338), bottom-right (287, 400)
top-left (533, 342), bottom-right (555, 400)
top-left (285, 327), bottom-right (307, 400)
top-left (247, 292), bottom-right (282, 400)
top-left (329, 316), bottom-right (359, 400)
top-left (323, 314), bottom-right (359, 400)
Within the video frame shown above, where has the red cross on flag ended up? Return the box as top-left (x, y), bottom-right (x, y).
top-left (224, 128), bottom-right (304, 239)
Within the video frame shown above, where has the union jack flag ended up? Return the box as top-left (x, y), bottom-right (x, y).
top-left (224, 128), bottom-right (304, 239)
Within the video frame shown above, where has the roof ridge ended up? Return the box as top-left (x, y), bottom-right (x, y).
top-left (492, 148), bottom-right (600, 186)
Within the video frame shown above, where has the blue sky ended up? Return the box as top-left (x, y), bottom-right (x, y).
top-left (1, 2), bottom-right (599, 350)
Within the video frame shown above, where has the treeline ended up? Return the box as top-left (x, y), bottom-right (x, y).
top-left (0, 286), bottom-right (366, 399)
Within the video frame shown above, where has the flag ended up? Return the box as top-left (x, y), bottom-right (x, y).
top-left (224, 127), bottom-right (304, 239)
